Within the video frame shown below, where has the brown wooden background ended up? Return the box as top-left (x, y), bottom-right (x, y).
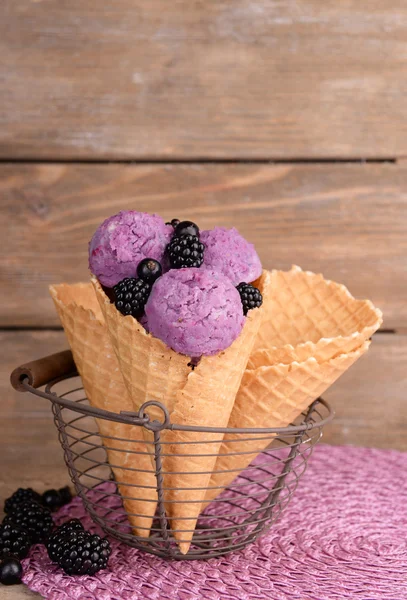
top-left (1, 3), bottom-right (406, 570)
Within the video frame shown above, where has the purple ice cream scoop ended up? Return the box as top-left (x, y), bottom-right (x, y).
top-left (89, 211), bottom-right (172, 287)
top-left (138, 313), bottom-right (149, 333)
top-left (201, 227), bottom-right (262, 286)
top-left (145, 268), bottom-right (245, 356)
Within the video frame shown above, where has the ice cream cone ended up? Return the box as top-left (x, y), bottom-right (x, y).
top-left (92, 276), bottom-right (265, 554)
top-left (203, 341), bottom-right (370, 507)
top-left (50, 283), bottom-right (158, 538)
top-left (203, 266), bottom-right (382, 507)
top-left (249, 265), bottom-right (382, 366)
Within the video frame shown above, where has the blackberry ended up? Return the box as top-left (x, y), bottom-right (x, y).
top-left (167, 234), bottom-right (205, 269)
top-left (47, 519), bottom-right (84, 562)
top-left (136, 258), bottom-right (162, 283)
top-left (236, 283), bottom-right (263, 315)
top-left (174, 220), bottom-right (200, 237)
top-left (0, 557), bottom-right (23, 586)
top-left (4, 501), bottom-right (53, 543)
top-left (4, 488), bottom-right (42, 514)
top-left (0, 523), bottom-right (32, 560)
top-left (48, 529), bottom-right (111, 575)
top-left (113, 277), bottom-right (151, 318)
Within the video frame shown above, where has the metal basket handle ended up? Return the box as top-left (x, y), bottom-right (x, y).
top-left (10, 350), bottom-right (76, 392)
top-left (10, 352), bottom-right (334, 433)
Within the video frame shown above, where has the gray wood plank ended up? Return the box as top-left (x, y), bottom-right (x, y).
top-left (1, 1), bottom-right (407, 159)
top-left (1, 162), bottom-right (405, 327)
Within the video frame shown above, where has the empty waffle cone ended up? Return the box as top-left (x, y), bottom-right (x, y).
top-left (203, 341), bottom-right (371, 508)
top-left (249, 265), bottom-right (382, 367)
top-left (50, 283), bottom-right (158, 538)
top-left (203, 266), bottom-right (382, 507)
top-left (92, 276), bottom-right (266, 554)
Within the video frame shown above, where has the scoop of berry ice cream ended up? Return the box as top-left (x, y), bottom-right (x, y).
top-left (145, 268), bottom-right (245, 356)
top-left (89, 211), bottom-right (172, 287)
top-left (201, 227), bottom-right (262, 285)
top-left (138, 313), bottom-right (149, 332)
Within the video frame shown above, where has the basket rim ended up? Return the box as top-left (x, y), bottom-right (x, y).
top-left (19, 371), bottom-right (334, 434)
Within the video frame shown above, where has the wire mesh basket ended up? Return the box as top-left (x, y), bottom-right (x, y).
top-left (11, 350), bottom-right (334, 560)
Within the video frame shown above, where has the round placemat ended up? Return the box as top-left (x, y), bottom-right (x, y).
top-left (22, 445), bottom-right (407, 600)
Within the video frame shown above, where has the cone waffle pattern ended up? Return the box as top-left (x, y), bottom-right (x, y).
top-left (249, 265), bottom-right (382, 366)
top-left (49, 283), bottom-right (158, 538)
top-left (203, 341), bottom-right (370, 507)
top-left (204, 266), bottom-right (381, 507)
top-left (93, 277), bottom-right (264, 553)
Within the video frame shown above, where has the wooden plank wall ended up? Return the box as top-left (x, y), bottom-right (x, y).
top-left (2, 163), bottom-right (406, 328)
top-left (1, 0), bottom-right (406, 500)
top-left (2, 1), bottom-right (407, 159)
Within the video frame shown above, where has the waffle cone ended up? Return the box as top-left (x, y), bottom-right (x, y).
top-left (92, 277), bottom-right (265, 553)
top-left (49, 283), bottom-right (158, 538)
top-left (249, 265), bottom-right (382, 367)
top-left (203, 341), bottom-right (370, 507)
top-left (204, 266), bottom-right (381, 507)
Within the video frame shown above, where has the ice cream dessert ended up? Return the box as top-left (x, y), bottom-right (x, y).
top-left (49, 282), bottom-right (158, 539)
top-left (88, 213), bottom-right (263, 357)
top-left (89, 211), bottom-right (172, 287)
top-left (145, 268), bottom-right (245, 356)
top-left (201, 226), bottom-right (262, 285)
top-left (50, 208), bottom-right (381, 555)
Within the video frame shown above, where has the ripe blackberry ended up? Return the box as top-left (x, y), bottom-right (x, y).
top-left (236, 283), bottom-right (263, 315)
top-left (167, 234), bottom-right (205, 269)
top-left (0, 523), bottom-right (32, 559)
top-left (4, 501), bottom-right (53, 543)
top-left (48, 529), bottom-right (111, 575)
top-left (4, 488), bottom-right (42, 514)
top-left (113, 277), bottom-right (151, 318)
top-left (47, 519), bottom-right (84, 562)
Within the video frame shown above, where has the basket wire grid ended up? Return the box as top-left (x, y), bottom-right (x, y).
top-left (11, 352), bottom-right (333, 560)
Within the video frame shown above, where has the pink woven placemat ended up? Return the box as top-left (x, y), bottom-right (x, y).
top-left (22, 445), bottom-right (407, 600)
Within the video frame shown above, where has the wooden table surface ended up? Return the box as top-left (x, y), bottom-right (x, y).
top-left (1, 2), bottom-right (406, 598)
top-left (2, 587), bottom-right (40, 599)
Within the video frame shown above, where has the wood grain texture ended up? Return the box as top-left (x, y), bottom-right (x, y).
top-left (1, 1), bottom-right (407, 159)
top-left (1, 587), bottom-right (40, 600)
top-left (1, 162), bottom-right (405, 327)
top-left (0, 331), bottom-right (69, 503)
top-left (324, 333), bottom-right (407, 449)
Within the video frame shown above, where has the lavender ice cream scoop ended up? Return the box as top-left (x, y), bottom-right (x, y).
top-left (89, 211), bottom-right (172, 287)
top-left (145, 268), bottom-right (245, 356)
top-left (201, 227), bottom-right (262, 285)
